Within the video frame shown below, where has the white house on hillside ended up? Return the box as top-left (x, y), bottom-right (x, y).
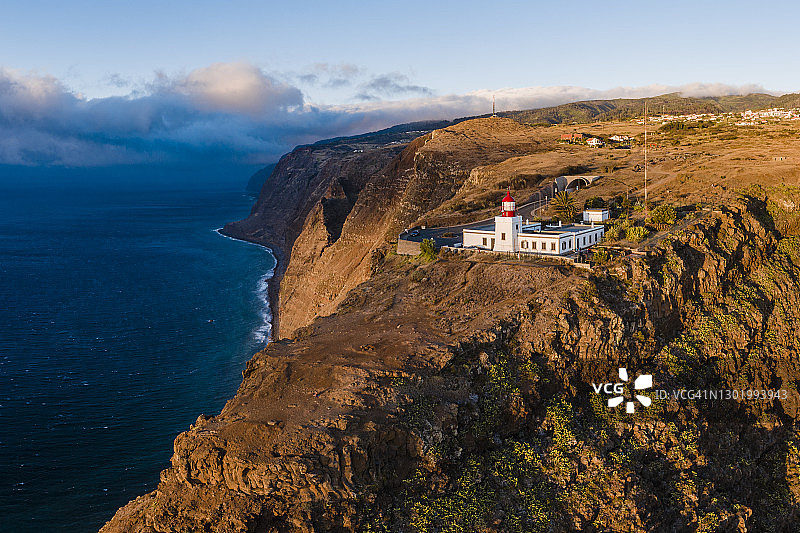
top-left (462, 192), bottom-right (604, 255)
top-left (587, 138), bottom-right (604, 147)
top-left (609, 135), bottom-right (632, 143)
top-left (583, 208), bottom-right (610, 223)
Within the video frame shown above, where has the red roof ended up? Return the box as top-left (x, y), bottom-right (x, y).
top-left (502, 191), bottom-right (514, 203)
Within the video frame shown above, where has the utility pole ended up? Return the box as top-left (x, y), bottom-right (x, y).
top-left (492, 95), bottom-right (496, 117)
top-left (644, 101), bottom-right (648, 209)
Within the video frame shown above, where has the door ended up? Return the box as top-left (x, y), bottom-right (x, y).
top-left (491, 238), bottom-right (495, 249)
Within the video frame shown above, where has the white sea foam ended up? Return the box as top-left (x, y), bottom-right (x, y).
top-left (215, 228), bottom-right (276, 344)
top-left (253, 272), bottom-right (273, 343)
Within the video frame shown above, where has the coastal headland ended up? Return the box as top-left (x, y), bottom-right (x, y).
top-left (104, 94), bottom-right (800, 532)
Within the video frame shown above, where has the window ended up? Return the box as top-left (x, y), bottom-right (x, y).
top-left (551, 242), bottom-right (555, 251)
top-left (583, 236), bottom-right (586, 246)
top-left (521, 241), bottom-right (526, 249)
top-left (482, 237), bottom-right (487, 246)
top-left (562, 241), bottom-right (566, 250)
top-left (532, 241), bottom-right (537, 250)
top-left (501, 232), bottom-right (506, 240)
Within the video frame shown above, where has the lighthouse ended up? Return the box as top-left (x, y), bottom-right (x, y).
top-left (494, 190), bottom-right (522, 252)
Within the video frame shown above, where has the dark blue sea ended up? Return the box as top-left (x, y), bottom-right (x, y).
top-left (0, 166), bottom-right (275, 532)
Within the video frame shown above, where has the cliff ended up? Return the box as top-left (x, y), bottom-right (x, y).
top-left (220, 120), bottom-right (451, 336)
top-left (103, 116), bottom-right (800, 532)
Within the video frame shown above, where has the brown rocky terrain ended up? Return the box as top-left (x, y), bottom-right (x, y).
top-left (104, 106), bottom-right (800, 532)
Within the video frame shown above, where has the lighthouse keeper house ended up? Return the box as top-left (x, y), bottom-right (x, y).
top-left (462, 191), bottom-right (604, 255)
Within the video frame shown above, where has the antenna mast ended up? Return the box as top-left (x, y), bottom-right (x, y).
top-left (492, 95), bottom-right (496, 117)
top-left (644, 101), bottom-right (648, 207)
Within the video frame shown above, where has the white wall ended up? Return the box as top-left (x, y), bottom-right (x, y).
top-left (463, 230), bottom-right (493, 249)
top-left (574, 227), bottom-right (604, 250)
top-left (494, 215), bottom-right (521, 252)
top-left (519, 236), bottom-right (559, 254)
top-left (583, 209), bottom-right (609, 223)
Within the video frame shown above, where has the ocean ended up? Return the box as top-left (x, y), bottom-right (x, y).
top-left (0, 166), bottom-right (275, 532)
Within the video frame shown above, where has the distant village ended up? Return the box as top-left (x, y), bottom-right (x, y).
top-left (558, 107), bottom-right (800, 147)
top-left (640, 107), bottom-right (800, 127)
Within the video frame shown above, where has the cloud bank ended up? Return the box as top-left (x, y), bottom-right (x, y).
top-left (0, 63), bottom-right (775, 167)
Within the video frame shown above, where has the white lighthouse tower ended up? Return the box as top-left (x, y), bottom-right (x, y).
top-left (493, 190), bottom-right (521, 252)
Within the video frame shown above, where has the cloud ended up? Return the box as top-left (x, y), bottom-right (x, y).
top-left (0, 64), bottom-right (779, 167)
top-left (104, 73), bottom-right (135, 90)
top-left (0, 64), bottom-right (310, 166)
top-left (295, 62), bottom-right (363, 89)
top-left (356, 72), bottom-right (434, 101)
top-left (173, 62), bottom-right (303, 114)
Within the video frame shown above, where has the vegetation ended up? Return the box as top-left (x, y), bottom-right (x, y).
top-left (604, 215), bottom-right (631, 241)
top-left (420, 238), bottom-right (437, 260)
top-left (559, 164), bottom-right (591, 176)
top-left (409, 441), bottom-right (558, 532)
top-left (592, 249), bottom-right (610, 264)
top-left (550, 191), bottom-right (577, 221)
top-left (504, 93), bottom-right (779, 125)
top-left (648, 203), bottom-right (677, 228)
top-left (626, 226), bottom-right (649, 243)
top-left (584, 196), bottom-right (605, 209)
top-left (604, 225), bottom-right (620, 241)
top-left (498, 174), bottom-right (544, 190)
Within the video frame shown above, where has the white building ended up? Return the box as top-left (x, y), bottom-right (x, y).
top-left (583, 208), bottom-right (610, 223)
top-left (587, 138), bottom-right (604, 147)
top-left (462, 192), bottom-right (604, 255)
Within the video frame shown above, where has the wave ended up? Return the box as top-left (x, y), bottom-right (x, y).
top-left (214, 228), bottom-right (276, 343)
top-left (253, 272), bottom-right (273, 343)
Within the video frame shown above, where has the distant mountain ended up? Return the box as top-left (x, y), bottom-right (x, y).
top-left (772, 93), bottom-right (800, 109)
top-left (246, 163), bottom-right (277, 194)
top-left (311, 119), bottom-right (461, 147)
top-left (243, 120), bottom-right (462, 193)
top-left (502, 92), bottom-right (792, 124)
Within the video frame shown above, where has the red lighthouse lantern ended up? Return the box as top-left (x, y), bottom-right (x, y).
top-left (501, 190), bottom-right (516, 217)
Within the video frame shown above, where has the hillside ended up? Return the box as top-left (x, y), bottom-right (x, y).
top-left (246, 164), bottom-right (277, 194)
top-left (503, 92), bottom-right (785, 124)
top-left (103, 111), bottom-right (800, 532)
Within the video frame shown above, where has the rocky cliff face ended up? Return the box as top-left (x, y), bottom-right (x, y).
top-left (104, 118), bottom-right (800, 532)
top-left (221, 136), bottom-right (406, 337)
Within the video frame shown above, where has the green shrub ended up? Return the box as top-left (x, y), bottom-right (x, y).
top-left (649, 203), bottom-right (676, 227)
top-left (592, 249), bottom-right (610, 264)
top-left (659, 121), bottom-right (687, 132)
top-left (626, 226), bottom-right (649, 243)
top-left (420, 238), bottom-right (437, 260)
top-left (584, 196), bottom-right (605, 209)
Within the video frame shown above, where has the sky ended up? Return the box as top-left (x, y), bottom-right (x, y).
top-left (1, 0), bottom-right (798, 167)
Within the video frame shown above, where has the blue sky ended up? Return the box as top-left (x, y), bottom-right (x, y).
top-left (1, 0), bottom-right (797, 166)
